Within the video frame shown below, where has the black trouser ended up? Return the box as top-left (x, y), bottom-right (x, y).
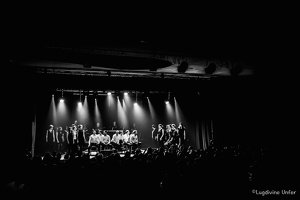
top-left (123, 142), bottom-right (131, 151)
top-left (72, 140), bottom-right (78, 154)
top-left (78, 140), bottom-right (85, 154)
top-left (46, 141), bottom-right (56, 153)
top-left (158, 140), bottom-right (165, 149)
top-left (179, 137), bottom-right (185, 147)
top-left (101, 143), bottom-right (112, 151)
top-left (57, 141), bottom-right (65, 153)
top-left (67, 141), bottom-right (77, 155)
top-left (111, 142), bottom-right (121, 150)
top-left (88, 143), bottom-right (99, 154)
top-left (131, 142), bottom-right (141, 152)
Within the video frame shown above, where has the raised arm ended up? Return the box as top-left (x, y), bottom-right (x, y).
top-left (160, 129), bottom-right (164, 141)
top-left (88, 135), bottom-right (91, 147)
top-left (151, 127), bottom-right (156, 139)
top-left (66, 131), bottom-right (69, 144)
top-left (83, 129), bottom-right (87, 142)
top-left (56, 130), bottom-right (59, 144)
top-left (52, 130), bottom-right (55, 142)
top-left (108, 135), bottom-right (111, 143)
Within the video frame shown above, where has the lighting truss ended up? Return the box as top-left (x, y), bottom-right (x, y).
top-left (34, 66), bottom-right (218, 80)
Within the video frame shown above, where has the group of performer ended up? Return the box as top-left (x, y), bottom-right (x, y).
top-left (45, 120), bottom-right (186, 155)
top-left (151, 122), bottom-right (186, 149)
top-left (87, 128), bottom-right (140, 154)
top-left (45, 120), bottom-right (140, 155)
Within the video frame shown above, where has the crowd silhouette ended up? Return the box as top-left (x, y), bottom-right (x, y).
top-left (4, 140), bottom-right (297, 199)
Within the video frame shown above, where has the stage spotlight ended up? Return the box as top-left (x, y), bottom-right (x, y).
top-left (124, 92), bottom-right (128, 96)
top-left (107, 92), bottom-right (112, 95)
top-left (205, 63), bottom-right (217, 74)
top-left (177, 61), bottom-right (189, 73)
top-left (165, 91), bottom-right (171, 104)
top-left (78, 90), bottom-right (83, 106)
top-left (134, 92), bottom-right (138, 106)
top-left (59, 89), bottom-right (64, 102)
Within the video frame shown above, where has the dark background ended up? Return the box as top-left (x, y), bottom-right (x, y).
top-left (2, 6), bottom-right (297, 188)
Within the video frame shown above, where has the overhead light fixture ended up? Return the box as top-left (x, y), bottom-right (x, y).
top-left (83, 90), bottom-right (89, 97)
top-left (78, 90), bottom-right (82, 106)
top-left (177, 61), bottom-right (189, 73)
top-left (165, 91), bottom-right (170, 104)
top-left (205, 63), bottom-right (217, 74)
top-left (93, 91), bottom-right (98, 100)
top-left (60, 89), bottom-right (64, 103)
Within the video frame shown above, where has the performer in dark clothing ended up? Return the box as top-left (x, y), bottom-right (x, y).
top-left (46, 124), bottom-right (55, 153)
top-left (163, 124), bottom-right (171, 146)
top-left (111, 121), bottom-right (119, 130)
top-left (67, 124), bottom-right (77, 155)
top-left (165, 124), bottom-right (179, 148)
top-left (157, 124), bottom-right (165, 149)
top-left (56, 126), bottom-right (66, 153)
top-left (151, 124), bottom-right (158, 148)
top-left (66, 126), bottom-right (72, 155)
top-left (95, 122), bottom-right (103, 135)
top-left (177, 122), bottom-right (186, 147)
top-left (77, 124), bottom-right (86, 155)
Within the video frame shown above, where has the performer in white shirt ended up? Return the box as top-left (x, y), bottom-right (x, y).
top-left (111, 130), bottom-right (123, 151)
top-left (129, 130), bottom-right (139, 151)
top-left (122, 130), bottom-right (131, 151)
top-left (88, 129), bottom-right (100, 154)
top-left (100, 130), bottom-right (111, 150)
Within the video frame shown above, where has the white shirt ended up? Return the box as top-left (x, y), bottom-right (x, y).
top-left (101, 134), bottom-right (111, 144)
top-left (123, 133), bottom-right (130, 143)
top-left (129, 134), bottom-right (138, 144)
top-left (111, 133), bottom-right (123, 144)
top-left (89, 134), bottom-right (100, 144)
